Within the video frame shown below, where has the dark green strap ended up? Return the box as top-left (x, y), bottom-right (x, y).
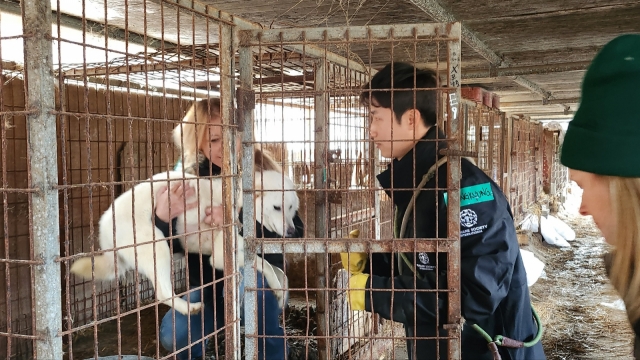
top-left (471, 304), bottom-right (544, 349)
top-left (395, 157), bottom-right (448, 280)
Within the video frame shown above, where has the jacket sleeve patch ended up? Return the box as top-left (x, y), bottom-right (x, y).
top-left (443, 182), bottom-right (495, 207)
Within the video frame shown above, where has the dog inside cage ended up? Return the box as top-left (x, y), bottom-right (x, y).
top-left (0, 0), bottom-right (557, 359)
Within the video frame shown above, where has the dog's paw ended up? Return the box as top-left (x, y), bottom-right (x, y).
top-left (187, 301), bottom-right (203, 314)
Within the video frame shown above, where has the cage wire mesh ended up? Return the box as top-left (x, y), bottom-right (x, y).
top-left (2, 0), bottom-right (242, 359)
top-left (0, 0), bottom-right (561, 358)
top-left (236, 23), bottom-right (464, 360)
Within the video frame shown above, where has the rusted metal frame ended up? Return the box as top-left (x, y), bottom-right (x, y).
top-left (49, 111), bottom-right (182, 123)
top-left (445, 25), bottom-right (463, 360)
top-left (2, 80), bottom-right (12, 359)
top-left (0, 187), bottom-right (40, 193)
top-left (313, 57), bottom-right (331, 360)
top-left (238, 33), bottom-right (259, 360)
top-left (460, 103), bottom-right (468, 151)
top-left (463, 61), bottom-right (590, 79)
top-left (488, 111), bottom-right (495, 182)
top-left (240, 23), bottom-right (457, 45)
top-left (51, 176), bottom-right (236, 189)
top-left (62, 56), bottom-right (221, 77)
top-left (0, 258), bottom-right (44, 265)
top-left (190, 73), bottom-right (316, 89)
top-left (53, 0), bottom-right (75, 354)
top-left (498, 113), bottom-right (506, 191)
top-left (23, 0), bottom-right (62, 358)
top-left (254, 85), bottom-right (455, 99)
top-left (219, 13), bottom-right (241, 360)
top-left (259, 239), bottom-right (457, 254)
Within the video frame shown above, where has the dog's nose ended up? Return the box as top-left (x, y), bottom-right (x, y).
top-left (286, 227), bottom-right (297, 237)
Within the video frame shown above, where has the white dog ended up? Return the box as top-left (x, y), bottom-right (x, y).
top-left (70, 170), bottom-right (299, 316)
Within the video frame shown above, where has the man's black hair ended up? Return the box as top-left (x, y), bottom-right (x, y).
top-left (360, 62), bottom-right (438, 127)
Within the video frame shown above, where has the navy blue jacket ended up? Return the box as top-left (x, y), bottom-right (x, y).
top-left (368, 127), bottom-right (545, 360)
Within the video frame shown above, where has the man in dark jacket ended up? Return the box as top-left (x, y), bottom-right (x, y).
top-left (342, 62), bottom-right (545, 359)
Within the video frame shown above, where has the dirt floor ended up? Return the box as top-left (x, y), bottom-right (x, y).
top-left (67, 184), bottom-right (635, 360)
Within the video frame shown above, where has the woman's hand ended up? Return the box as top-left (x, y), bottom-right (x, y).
top-left (204, 205), bottom-right (224, 227)
top-left (155, 182), bottom-right (199, 223)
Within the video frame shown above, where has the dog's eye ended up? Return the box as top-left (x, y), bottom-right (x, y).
top-left (289, 205), bottom-right (292, 210)
top-left (273, 206), bottom-right (281, 211)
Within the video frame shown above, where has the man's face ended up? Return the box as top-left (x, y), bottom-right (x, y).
top-left (368, 104), bottom-right (417, 160)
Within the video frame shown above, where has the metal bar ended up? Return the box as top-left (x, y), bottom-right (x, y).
top-left (313, 58), bottom-right (330, 360)
top-left (257, 239), bottom-right (457, 254)
top-left (500, 98), bottom-right (581, 107)
top-left (512, 111), bottom-right (575, 117)
top-left (463, 61), bottom-right (590, 79)
top-left (62, 56), bottom-right (221, 77)
top-left (239, 35), bottom-right (259, 360)
top-left (190, 73), bottom-right (316, 89)
top-left (239, 23), bottom-right (459, 45)
top-left (219, 13), bottom-right (240, 360)
top-left (23, 0), bottom-right (62, 358)
top-left (511, 76), bottom-right (552, 100)
top-left (446, 24), bottom-right (463, 360)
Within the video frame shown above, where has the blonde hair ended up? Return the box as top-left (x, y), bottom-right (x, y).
top-left (173, 98), bottom-right (221, 171)
top-left (173, 98), bottom-right (283, 174)
top-left (607, 176), bottom-right (640, 323)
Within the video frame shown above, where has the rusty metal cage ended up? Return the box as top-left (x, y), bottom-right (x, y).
top-left (509, 117), bottom-right (544, 224)
top-left (460, 101), bottom-right (506, 191)
top-left (1, 0), bottom-right (552, 358)
top-left (237, 23), bottom-right (464, 359)
top-left (2, 1), bottom-right (243, 359)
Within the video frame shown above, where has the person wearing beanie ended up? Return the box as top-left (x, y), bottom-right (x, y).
top-left (560, 33), bottom-right (640, 358)
top-left (340, 62), bottom-right (545, 359)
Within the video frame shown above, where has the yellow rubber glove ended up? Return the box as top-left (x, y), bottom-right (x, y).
top-left (348, 273), bottom-right (369, 311)
top-left (340, 229), bottom-right (367, 275)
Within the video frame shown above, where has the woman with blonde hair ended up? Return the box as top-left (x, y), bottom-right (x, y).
top-left (560, 34), bottom-right (640, 357)
top-left (155, 97), bottom-right (303, 360)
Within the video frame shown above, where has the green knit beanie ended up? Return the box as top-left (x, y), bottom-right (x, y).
top-left (560, 34), bottom-right (640, 177)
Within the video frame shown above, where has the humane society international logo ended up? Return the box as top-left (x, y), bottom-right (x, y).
top-left (460, 209), bottom-right (478, 228)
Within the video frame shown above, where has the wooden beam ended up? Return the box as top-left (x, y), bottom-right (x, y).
top-left (501, 98), bottom-right (581, 107)
top-left (463, 61), bottom-right (590, 79)
top-left (187, 73), bottom-right (316, 89)
top-left (407, 0), bottom-right (557, 101)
